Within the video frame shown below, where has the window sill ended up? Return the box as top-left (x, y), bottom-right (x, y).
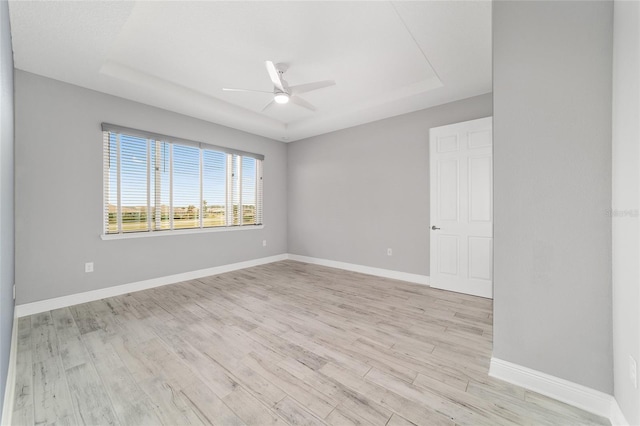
top-left (101, 224), bottom-right (264, 240)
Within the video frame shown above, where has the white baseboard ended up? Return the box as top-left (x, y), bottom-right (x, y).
top-left (286, 254), bottom-right (430, 286)
top-left (610, 401), bottom-right (631, 426)
top-left (1, 313), bottom-right (18, 426)
top-left (15, 253), bottom-right (427, 317)
top-left (15, 254), bottom-right (288, 317)
top-left (489, 357), bottom-right (629, 425)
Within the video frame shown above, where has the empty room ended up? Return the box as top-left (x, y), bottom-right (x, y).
top-left (0, 1), bottom-right (638, 425)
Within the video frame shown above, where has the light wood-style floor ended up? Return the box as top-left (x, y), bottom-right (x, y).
top-left (12, 260), bottom-right (608, 426)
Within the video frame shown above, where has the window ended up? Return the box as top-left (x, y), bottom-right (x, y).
top-left (103, 124), bottom-right (263, 235)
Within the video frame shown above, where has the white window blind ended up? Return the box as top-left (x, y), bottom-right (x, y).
top-left (103, 124), bottom-right (264, 235)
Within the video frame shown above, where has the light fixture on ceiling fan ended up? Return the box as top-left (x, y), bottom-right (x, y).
top-left (274, 92), bottom-right (290, 104)
top-left (223, 61), bottom-right (335, 112)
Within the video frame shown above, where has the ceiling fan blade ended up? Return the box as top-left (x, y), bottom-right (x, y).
top-left (289, 80), bottom-right (336, 96)
top-left (262, 100), bottom-right (276, 112)
top-left (290, 95), bottom-right (316, 112)
top-left (223, 88), bottom-right (273, 94)
top-left (265, 61), bottom-right (285, 92)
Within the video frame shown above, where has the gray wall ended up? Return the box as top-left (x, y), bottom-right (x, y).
top-left (0, 0), bottom-right (14, 417)
top-left (493, 1), bottom-right (613, 393)
top-left (612, 0), bottom-right (640, 423)
top-left (287, 94), bottom-right (492, 276)
top-left (14, 70), bottom-right (287, 304)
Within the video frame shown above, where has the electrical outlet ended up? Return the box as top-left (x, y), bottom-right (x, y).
top-left (263, 240), bottom-right (267, 247)
top-left (387, 248), bottom-right (393, 256)
top-left (630, 355), bottom-right (637, 389)
top-left (85, 262), bottom-right (94, 273)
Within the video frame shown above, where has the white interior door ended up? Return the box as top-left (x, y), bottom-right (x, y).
top-left (429, 117), bottom-right (493, 298)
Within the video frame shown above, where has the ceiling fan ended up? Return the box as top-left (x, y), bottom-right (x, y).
top-left (223, 61), bottom-right (335, 112)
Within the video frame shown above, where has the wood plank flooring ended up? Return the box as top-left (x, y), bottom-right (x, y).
top-left (12, 260), bottom-right (609, 425)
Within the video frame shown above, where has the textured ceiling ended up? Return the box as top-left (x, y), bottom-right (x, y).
top-left (8, 1), bottom-right (492, 142)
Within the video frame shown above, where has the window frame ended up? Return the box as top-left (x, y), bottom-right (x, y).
top-left (102, 123), bottom-right (264, 239)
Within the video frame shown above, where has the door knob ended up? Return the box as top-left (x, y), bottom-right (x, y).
top-left (431, 225), bottom-right (440, 230)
